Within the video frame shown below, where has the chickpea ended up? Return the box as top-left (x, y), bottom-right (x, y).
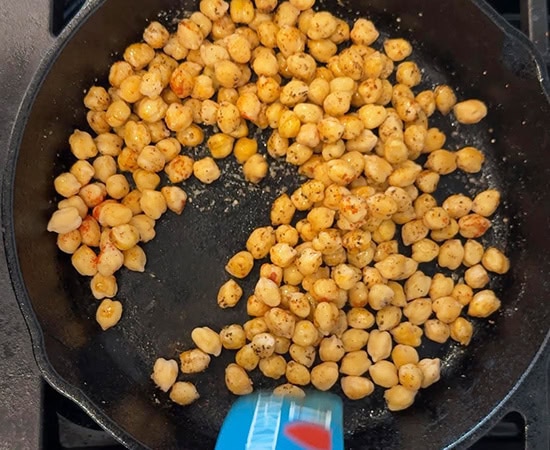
top-left (123, 245), bottom-right (146, 272)
top-left (384, 385), bottom-right (417, 411)
top-left (468, 290), bottom-right (501, 318)
top-left (225, 363), bottom-right (253, 395)
top-left (191, 326), bottom-right (222, 356)
top-left (453, 99), bottom-right (488, 124)
top-left (259, 355), bottom-right (287, 379)
top-left (235, 344), bottom-right (260, 371)
top-left (369, 360), bottom-right (398, 388)
top-left (438, 239), bottom-right (465, 270)
top-left (456, 146), bottom-right (485, 173)
top-left (170, 382), bottom-right (200, 406)
top-left (432, 296), bottom-right (463, 323)
top-left (151, 358), bottom-right (178, 392)
top-left (179, 348), bottom-right (211, 373)
top-left (273, 383), bottom-right (306, 399)
top-left (310, 362), bottom-right (339, 391)
top-left (341, 376), bottom-right (375, 400)
top-left (391, 321), bottom-right (423, 347)
top-left (418, 358), bottom-right (441, 388)
top-left (458, 214), bottom-right (491, 239)
top-left (391, 344), bottom-right (419, 368)
top-left (318, 335), bottom-right (345, 362)
top-left (481, 247), bottom-right (510, 274)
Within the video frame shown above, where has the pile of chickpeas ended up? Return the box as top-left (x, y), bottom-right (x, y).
top-left (46, 0), bottom-right (510, 412)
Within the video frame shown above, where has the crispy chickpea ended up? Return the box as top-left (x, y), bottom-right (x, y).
top-left (259, 355), bottom-right (287, 380)
top-left (193, 157), bottom-right (221, 184)
top-left (273, 383), bottom-right (306, 399)
top-left (341, 376), bottom-right (375, 400)
top-left (235, 343), bottom-right (260, 371)
top-left (438, 239), bottom-right (464, 270)
top-left (456, 146), bottom-right (485, 173)
top-left (384, 385), bottom-right (417, 411)
top-left (285, 361), bottom-right (311, 386)
top-left (458, 214), bottom-right (491, 239)
top-left (391, 321), bottom-right (423, 347)
top-left (180, 348), bottom-right (211, 373)
top-left (123, 245), bottom-right (146, 272)
top-left (151, 358), bottom-right (178, 392)
top-left (225, 363), bottom-right (253, 395)
top-left (468, 290), bottom-right (501, 318)
top-left (481, 247), bottom-right (510, 274)
top-left (453, 99), bottom-right (487, 124)
top-left (170, 382), bottom-right (200, 406)
top-left (432, 296), bottom-right (463, 323)
top-left (311, 362), bottom-right (339, 391)
top-left (369, 360), bottom-right (398, 388)
top-left (472, 189), bottom-right (500, 217)
top-left (391, 344), bottom-right (419, 368)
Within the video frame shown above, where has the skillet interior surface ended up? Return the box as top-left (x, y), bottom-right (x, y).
top-left (5, 0), bottom-right (550, 448)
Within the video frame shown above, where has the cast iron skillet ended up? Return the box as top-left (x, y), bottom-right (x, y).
top-left (3, 0), bottom-right (550, 448)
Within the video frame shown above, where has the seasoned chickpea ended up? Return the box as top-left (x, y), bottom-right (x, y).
top-left (424, 319), bottom-right (450, 344)
top-left (391, 321), bottom-right (423, 347)
top-left (57, 229), bottom-right (82, 254)
top-left (458, 214), bottom-right (491, 238)
top-left (247, 226), bottom-right (276, 259)
top-left (217, 279), bottom-right (243, 308)
top-left (130, 214), bottom-right (156, 243)
top-left (225, 251), bottom-right (254, 279)
top-left (311, 361), bottom-right (339, 391)
top-left (170, 382), bottom-right (200, 406)
top-left (225, 363), bottom-right (254, 395)
top-left (270, 193), bottom-right (296, 225)
top-left (456, 146), bottom-right (485, 173)
top-left (438, 239), bottom-right (464, 270)
top-left (291, 319), bottom-right (319, 347)
top-left (191, 326), bottom-right (222, 356)
top-left (265, 307), bottom-right (296, 339)
top-left (235, 344), bottom-right (260, 371)
top-left (151, 358), bottom-right (178, 392)
top-left (453, 99), bottom-right (487, 124)
top-left (318, 335), bottom-right (345, 362)
top-left (341, 376), bottom-right (375, 400)
top-left (369, 360), bottom-right (398, 388)
top-left (418, 358), bottom-right (441, 388)
top-left (472, 189), bottom-right (500, 217)
top-left (410, 238), bottom-right (439, 263)
top-left (283, 361), bottom-right (310, 386)
top-left (273, 383), bottom-right (306, 399)
top-left (123, 245), bottom-right (146, 272)
top-left (258, 355), bottom-right (287, 380)
top-left (366, 329), bottom-right (391, 362)
top-left (193, 157), bottom-right (221, 184)
top-left (403, 298), bottom-right (432, 325)
top-left (432, 296), bottom-right (463, 323)
top-left (69, 130), bottom-right (98, 160)
top-left (398, 363), bottom-right (424, 391)
top-left (254, 276), bottom-right (281, 307)
top-left (434, 85), bottom-right (457, 115)
top-left (468, 290), bottom-right (501, 318)
top-left (391, 344), bottom-right (419, 368)
top-left (179, 348), bottom-right (211, 373)
top-left (443, 194), bottom-right (473, 219)
top-left (426, 149), bottom-right (457, 175)
top-left (384, 385), bottom-right (417, 411)
top-left (481, 247), bottom-right (510, 274)
top-left (383, 38), bottom-right (412, 61)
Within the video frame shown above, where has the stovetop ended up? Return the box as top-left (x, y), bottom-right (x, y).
top-left (0, 0), bottom-right (548, 449)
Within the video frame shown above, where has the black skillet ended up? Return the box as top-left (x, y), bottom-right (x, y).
top-left (1, 0), bottom-right (550, 448)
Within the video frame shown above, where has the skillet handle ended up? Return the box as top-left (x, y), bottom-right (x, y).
top-left (521, 0), bottom-right (549, 62)
top-left (51, 0), bottom-right (87, 36)
top-left (509, 346), bottom-right (550, 450)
